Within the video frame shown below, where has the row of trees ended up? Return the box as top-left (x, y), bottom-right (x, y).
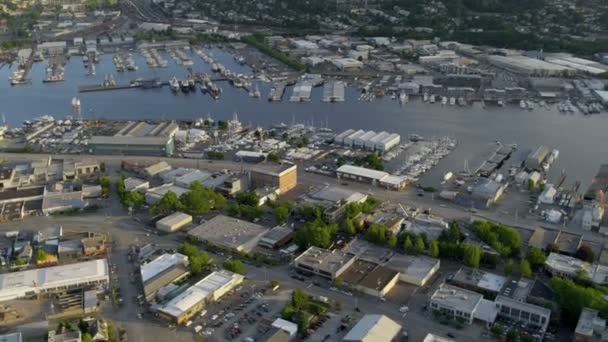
top-left (241, 34), bottom-right (306, 71)
top-left (470, 221), bottom-right (522, 258)
top-left (223, 259), bottom-right (246, 274)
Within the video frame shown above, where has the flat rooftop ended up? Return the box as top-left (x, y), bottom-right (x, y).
top-left (337, 165), bottom-right (388, 181)
top-left (141, 253), bottom-right (188, 284)
top-left (187, 215), bottom-right (269, 253)
top-left (343, 314), bottom-right (401, 342)
top-left (157, 270), bottom-right (243, 318)
top-left (385, 254), bottom-right (440, 280)
top-left (295, 246), bottom-right (356, 275)
top-left (451, 267), bottom-right (506, 293)
top-left (431, 283), bottom-right (483, 313)
top-left (575, 308), bottom-right (604, 337)
top-left (156, 212), bottom-right (192, 228)
top-left (310, 187), bottom-right (367, 204)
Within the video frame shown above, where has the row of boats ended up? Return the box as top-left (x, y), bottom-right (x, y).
top-left (112, 53), bottom-right (138, 72)
top-left (394, 137), bottom-right (458, 180)
top-left (141, 49), bottom-right (168, 68)
top-left (168, 76), bottom-right (222, 99)
top-left (168, 48), bottom-right (194, 67)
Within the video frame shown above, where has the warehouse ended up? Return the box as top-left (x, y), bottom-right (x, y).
top-left (124, 177), bottom-right (149, 193)
top-left (354, 131), bottom-right (376, 148)
top-left (376, 133), bottom-right (401, 152)
top-left (175, 170), bottom-right (212, 188)
top-left (337, 259), bottom-right (400, 298)
top-left (332, 58), bottom-right (364, 70)
top-left (156, 212), bottom-right (192, 233)
top-left (365, 132), bottom-right (389, 150)
top-left (157, 270), bottom-right (244, 324)
top-left (250, 164), bottom-right (297, 194)
top-left (187, 215), bottom-right (269, 254)
top-left (544, 55), bottom-right (608, 75)
top-left (343, 315), bottom-right (402, 342)
top-left (294, 246), bottom-right (356, 281)
top-left (342, 130), bottom-right (365, 147)
top-left (385, 254), bottom-right (440, 287)
top-left (145, 184), bottom-right (189, 205)
top-left (258, 226), bottom-right (294, 249)
top-left (141, 253), bottom-right (190, 302)
top-left (486, 55), bottom-right (575, 77)
top-left (89, 121), bottom-right (179, 157)
top-left (0, 259), bottom-right (108, 302)
top-left (144, 161), bottom-right (172, 178)
top-left (525, 145), bottom-right (550, 171)
top-left (334, 129), bottom-right (355, 145)
top-left (336, 165), bottom-right (408, 190)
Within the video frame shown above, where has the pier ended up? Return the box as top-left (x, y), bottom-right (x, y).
top-left (269, 82), bottom-right (287, 102)
top-left (322, 81), bottom-right (345, 102)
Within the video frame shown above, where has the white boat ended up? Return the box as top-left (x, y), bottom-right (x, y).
top-left (441, 96), bottom-right (448, 105)
top-left (423, 93), bottom-right (429, 102)
top-left (169, 77), bottom-right (180, 92)
top-left (550, 149), bottom-right (559, 160)
top-left (430, 95), bottom-right (436, 104)
top-left (449, 97), bottom-right (456, 106)
top-left (498, 100), bottom-right (504, 107)
top-left (444, 172), bottom-right (453, 182)
top-left (520, 100), bottom-right (526, 109)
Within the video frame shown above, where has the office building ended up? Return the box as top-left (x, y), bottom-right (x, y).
top-left (294, 246), bottom-right (356, 281)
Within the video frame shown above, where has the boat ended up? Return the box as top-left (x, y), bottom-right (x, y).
top-left (209, 83), bottom-right (220, 100)
top-left (131, 78), bottom-right (162, 89)
top-left (444, 172), bottom-right (453, 182)
top-left (449, 97), bottom-right (456, 106)
top-left (541, 161), bottom-right (550, 172)
top-left (526, 101), bottom-right (534, 110)
top-left (179, 80), bottom-right (190, 93)
top-left (199, 82), bottom-right (208, 93)
top-left (423, 93), bottom-right (429, 102)
top-left (550, 149), bottom-right (559, 161)
top-left (441, 96), bottom-right (448, 105)
top-left (520, 100), bottom-right (526, 109)
top-left (430, 95), bottom-right (436, 104)
top-left (188, 78), bottom-right (196, 91)
top-left (169, 77), bottom-right (180, 92)
top-left (457, 97), bottom-right (466, 106)
top-left (253, 84), bottom-right (261, 98)
top-left (497, 100), bottom-right (505, 107)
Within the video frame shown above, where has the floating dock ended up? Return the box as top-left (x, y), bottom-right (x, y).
top-left (289, 81), bottom-right (313, 102)
top-left (269, 82), bottom-right (287, 102)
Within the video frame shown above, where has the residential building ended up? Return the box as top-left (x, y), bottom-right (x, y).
top-left (343, 314), bottom-right (402, 342)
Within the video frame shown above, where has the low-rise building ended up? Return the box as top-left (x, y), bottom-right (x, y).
top-left (574, 307), bottom-right (608, 342)
top-left (338, 259), bottom-right (400, 298)
top-left (124, 177), bottom-right (150, 193)
top-left (258, 226), bottom-right (294, 249)
top-left (545, 253), bottom-right (608, 285)
top-left (385, 254), bottom-right (440, 287)
top-left (81, 235), bottom-right (106, 256)
top-left (343, 314), bottom-right (402, 342)
top-left (157, 270), bottom-right (244, 324)
top-left (0, 259), bottom-right (109, 302)
top-left (250, 164), bottom-right (297, 194)
top-left (270, 318), bottom-right (298, 339)
top-left (294, 246), bottom-right (356, 281)
top-left (336, 165), bottom-right (408, 190)
top-left (187, 215), bottom-right (269, 254)
top-left (156, 212), bottom-right (192, 233)
top-left (495, 295), bottom-right (551, 331)
top-left (448, 267), bottom-right (507, 299)
top-left (141, 253), bottom-right (189, 302)
top-left (430, 284), bottom-right (497, 325)
top-left (144, 161), bottom-right (172, 178)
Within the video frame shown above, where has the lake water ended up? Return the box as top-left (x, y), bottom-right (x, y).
top-left (0, 48), bottom-right (607, 186)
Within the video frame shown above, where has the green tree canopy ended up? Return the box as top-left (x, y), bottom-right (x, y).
top-left (295, 219), bottom-right (338, 249)
top-left (464, 244), bottom-right (483, 268)
top-left (520, 259), bottom-right (532, 278)
top-left (428, 240), bottom-right (440, 258)
top-left (151, 191), bottom-right (183, 215)
top-left (525, 247), bottom-right (547, 270)
top-left (223, 259), bottom-right (245, 274)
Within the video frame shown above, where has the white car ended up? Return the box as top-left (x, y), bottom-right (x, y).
top-left (211, 314), bottom-right (219, 321)
top-left (399, 306), bottom-right (409, 313)
top-left (185, 320), bottom-right (193, 327)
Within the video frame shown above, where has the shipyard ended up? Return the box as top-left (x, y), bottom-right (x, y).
top-left (0, 0), bottom-right (608, 341)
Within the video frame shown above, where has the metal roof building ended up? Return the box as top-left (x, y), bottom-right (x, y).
top-left (343, 130), bottom-right (365, 147)
top-left (187, 215), bottom-right (269, 253)
top-left (343, 314), bottom-right (402, 342)
top-left (156, 212), bottom-right (192, 233)
top-left (0, 259), bottom-right (109, 302)
top-left (157, 270), bottom-right (244, 324)
top-left (354, 131), bottom-right (377, 148)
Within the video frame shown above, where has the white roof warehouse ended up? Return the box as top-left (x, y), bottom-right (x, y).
top-left (0, 259), bottom-right (109, 302)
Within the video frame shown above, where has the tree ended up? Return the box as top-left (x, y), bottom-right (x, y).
top-left (190, 252), bottom-right (213, 275)
top-left (527, 178), bottom-right (536, 191)
top-left (14, 257), bottom-right (25, 266)
top-left (180, 182), bottom-right (226, 215)
top-left (464, 244), bottom-right (482, 268)
top-left (576, 268), bottom-right (590, 281)
top-left (576, 245), bottom-right (595, 263)
top-left (227, 203), bottom-right (241, 217)
top-left (505, 259), bottom-right (515, 276)
top-left (415, 236), bottom-right (426, 255)
top-left (403, 236), bottom-right (414, 254)
top-left (82, 333), bottom-right (93, 342)
top-left (428, 240), bottom-right (440, 258)
top-left (366, 224), bottom-right (389, 245)
top-left (100, 176), bottom-right (111, 197)
top-left (343, 218), bottom-right (356, 235)
top-left (267, 153), bottom-right (280, 162)
top-left (236, 191), bottom-right (260, 207)
top-left (274, 205), bottom-right (290, 224)
top-left (223, 259), bottom-right (246, 274)
top-left (295, 220), bottom-right (338, 249)
top-left (122, 191), bottom-right (144, 210)
top-left (151, 191), bottom-right (182, 214)
top-left (36, 249), bottom-right (47, 262)
top-left (470, 221), bottom-right (522, 258)
top-left (292, 289), bottom-right (309, 310)
top-left (525, 247), bottom-right (547, 270)
top-left (520, 259), bottom-right (532, 277)
top-left (551, 277), bottom-right (608, 320)
top-left (387, 234), bottom-right (397, 248)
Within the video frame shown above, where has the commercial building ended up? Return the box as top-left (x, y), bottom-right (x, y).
top-left (0, 259), bottom-right (109, 302)
top-left (574, 308), bottom-right (608, 342)
top-left (294, 246), bottom-right (356, 281)
top-left (141, 253), bottom-right (189, 301)
top-left (309, 187), bottom-right (368, 205)
top-left (334, 129), bottom-right (355, 145)
top-left (175, 170), bottom-right (212, 188)
top-left (545, 253), bottom-right (608, 285)
top-left (376, 133), bottom-right (401, 152)
top-left (270, 318), bottom-right (298, 339)
top-left (430, 284), bottom-right (497, 324)
top-left (89, 121), bottom-right (179, 157)
top-left (338, 259), bottom-right (400, 298)
top-left (145, 184), bottom-right (189, 205)
top-left (336, 165), bottom-right (409, 190)
top-left (528, 228), bottom-right (583, 256)
top-left (343, 130), bottom-right (365, 147)
top-left (486, 55), bottom-right (575, 77)
top-left (156, 212), bottom-right (192, 233)
top-left (187, 215), bottom-right (269, 254)
top-left (258, 226), bottom-right (295, 249)
top-left (144, 161), bottom-right (172, 178)
top-left (124, 177), bottom-right (150, 193)
top-left (385, 254), bottom-right (440, 287)
top-left (343, 314), bottom-right (402, 342)
top-left (250, 164), bottom-right (297, 195)
top-left (495, 295), bottom-right (551, 331)
top-left (157, 270), bottom-right (244, 324)
top-left (332, 58), bottom-right (364, 70)
top-left (448, 267), bottom-right (507, 299)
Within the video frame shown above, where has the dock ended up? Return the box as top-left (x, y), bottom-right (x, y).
top-left (269, 82), bottom-right (287, 102)
top-left (322, 81), bottom-right (345, 102)
top-left (289, 81), bottom-right (313, 102)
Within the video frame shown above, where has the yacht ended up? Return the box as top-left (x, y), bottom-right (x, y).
top-left (169, 77), bottom-right (180, 92)
top-left (520, 100), bottom-right (526, 109)
top-left (449, 97), bottom-right (456, 106)
top-left (441, 96), bottom-right (448, 105)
